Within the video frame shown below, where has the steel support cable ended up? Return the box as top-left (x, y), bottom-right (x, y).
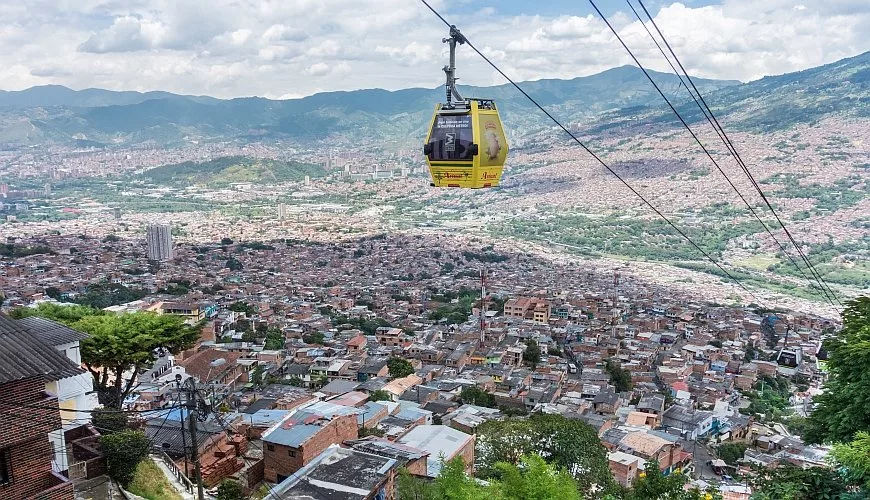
top-left (418, 0), bottom-right (768, 307)
top-left (634, 0), bottom-right (843, 307)
top-left (620, 0), bottom-right (839, 309)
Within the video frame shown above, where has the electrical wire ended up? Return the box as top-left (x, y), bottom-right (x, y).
top-left (621, 0), bottom-right (837, 310)
top-left (417, 0), bottom-right (768, 307)
top-left (191, 386), bottom-right (283, 499)
top-left (632, 0), bottom-right (843, 308)
top-left (589, 0), bottom-right (838, 312)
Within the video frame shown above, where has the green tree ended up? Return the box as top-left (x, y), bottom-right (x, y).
top-left (101, 430), bottom-right (151, 487)
top-left (10, 302), bottom-right (104, 324)
top-left (264, 328), bottom-right (285, 350)
top-left (523, 340), bottom-right (541, 369)
top-left (748, 463), bottom-right (847, 500)
top-left (388, 357), bottom-right (415, 378)
top-left (225, 257), bottom-right (243, 271)
top-left (220, 237), bottom-right (234, 245)
top-left (75, 312), bottom-right (201, 408)
top-left (605, 360), bottom-right (633, 393)
top-left (397, 455), bottom-right (580, 500)
top-left (624, 461), bottom-right (720, 500)
top-left (216, 479), bottom-right (245, 500)
top-left (302, 332), bottom-right (325, 345)
top-left (91, 408), bottom-right (130, 434)
top-left (716, 442), bottom-right (747, 466)
top-left (831, 431), bottom-right (870, 492)
top-left (493, 454), bottom-right (580, 500)
top-left (369, 390), bottom-right (392, 402)
top-left (475, 414), bottom-right (614, 494)
top-left (459, 386), bottom-right (497, 408)
top-left (805, 297), bottom-right (870, 444)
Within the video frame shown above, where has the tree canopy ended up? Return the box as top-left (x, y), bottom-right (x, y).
top-left (747, 463), bottom-right (848, 500)
top-left (605, 360), bottom-right (633, 393)
top-left (101, 430), bottom-right (151, 487)
top-left (523, 340), bottom-right (541, 369)
top-left (830, 431), bottom-right (870, 493)
top-left (76, 312), bottom-right (199, 407)
top-left (474, 414), bottom-right (614, 494)
top-left (805, 297), bottom-right (870, 444)
top-left (388, 357), bottom-right (415, 379)
top-left (397, 454), bottom-right (579, 500)
top-left (616, 461), bottom-right (720, 500)
top-left (459, 386), bottom-right (497, 408)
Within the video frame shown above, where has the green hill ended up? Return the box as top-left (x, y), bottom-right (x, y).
top-left (140, 156), bottom-right (325, 187)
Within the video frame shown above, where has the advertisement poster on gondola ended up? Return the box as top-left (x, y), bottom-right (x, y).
top-left (427, 114), bottom-right (474, 161)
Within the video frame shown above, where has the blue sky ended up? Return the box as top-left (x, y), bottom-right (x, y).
top-left (0, 0), bottom-right (867, 98)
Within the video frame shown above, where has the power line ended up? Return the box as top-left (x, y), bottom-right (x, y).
top-left (588, 0), bottom-right (838, 311)
top-left (631, 0), bottom-right (843, 308)
top-left (417, 0), bottom-right (767, 307)
top-left (618, 0), bottom-right (837, 309)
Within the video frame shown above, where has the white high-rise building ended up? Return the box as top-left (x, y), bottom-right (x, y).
top-left (146, 224), bottom-right (174, 261)
top-left (278, 203), bottom-right (288, 220)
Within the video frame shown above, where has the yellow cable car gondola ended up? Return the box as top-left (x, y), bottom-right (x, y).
top-left (423, 26), bottom-right (508, 189)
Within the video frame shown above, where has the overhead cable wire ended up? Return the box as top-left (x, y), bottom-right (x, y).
top-left (417, 0), bottom-right (768, 307)
top-left (614, 0), bottom-right (839, 310)
top-left (633, 0), bottom-right (843, 308)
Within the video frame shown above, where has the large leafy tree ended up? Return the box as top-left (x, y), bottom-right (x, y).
top-left (747, 463), bottom-right (847, 500)
top-left (397, 454), bottom-right (579, 500)
top-left (492, 454), bottom-right (580, 500)
top-left (75, 312), bottom-right (201, 408)
top-left (388, 357), bottom-right (415, 379)
top-left (10, 302), bottom-right (105, 324)
top-left (618, 461), bottom-right (720, 500)
top-left (805, 296), bottom-right (870, 444)
top-left (523, 340), bottom-right (541, 369)
top-left (101, 430), bottom-right (151, 487)
top-left (831, 431), bottom-right (870, 493)
top-left (475, 414), bottom-right (614, 494)
top-left (605, 360), bottom-right (633, 393)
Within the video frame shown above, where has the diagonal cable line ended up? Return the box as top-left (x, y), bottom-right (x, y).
top-left (617, 0), bottom-right (838, 309)
top-left (633, 0), bottom-right (843, 308)
top-left (418, 0), bottom-right (769, 307)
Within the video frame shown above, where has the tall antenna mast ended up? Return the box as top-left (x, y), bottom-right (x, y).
top-left (479, 266), bottom-right (487, 346)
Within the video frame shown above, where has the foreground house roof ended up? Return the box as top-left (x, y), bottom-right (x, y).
top-left (0, 314), bottom-right (85, 384)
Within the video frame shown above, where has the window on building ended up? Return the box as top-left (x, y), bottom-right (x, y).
top-left (0, 448), bottom-right (10, 485)
top-left (267, 444), bottom-right (274, 452)
top-left (287, 449), bottom-right (296, 457)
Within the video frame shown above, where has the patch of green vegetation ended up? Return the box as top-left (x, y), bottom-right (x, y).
top-left (769, 238), bottom-right (870, 288)
top-left (126, 459), bottom-right (182, 500)
top-left (140, 156), bottom-right (325, 187)
top-left (766, 174), bottom-right (868, 214)
top-left (494, 212), bottom-right (763, 262)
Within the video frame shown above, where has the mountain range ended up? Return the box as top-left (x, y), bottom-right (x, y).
top-left (0, 51), bottom-right (867, 147)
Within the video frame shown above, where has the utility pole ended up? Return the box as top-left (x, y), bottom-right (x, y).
top-left (184, 378), bottom-right (205, 500)
top-left (174, 376), bottom-right (188, 475)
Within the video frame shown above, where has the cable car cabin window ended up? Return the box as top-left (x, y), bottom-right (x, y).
top-left (427, 114), bottom-right (474, 161)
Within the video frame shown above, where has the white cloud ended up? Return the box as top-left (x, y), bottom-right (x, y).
top-left (0, 0), bottom-right (865, 98)
top-left (304, 62), bottom-right (330, 76)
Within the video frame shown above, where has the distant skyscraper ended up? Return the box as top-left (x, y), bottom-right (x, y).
top-left (112, 207), bottom-right (122, 219)
top-left (146, 224), bottom-right (174, 261)
top-left (277, 203), bottom-right (287, 220)
top-left (43, 183), bottom-right (51, 197)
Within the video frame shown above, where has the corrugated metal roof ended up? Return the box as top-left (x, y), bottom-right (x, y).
top-left (17, 316), bottom-right (89, 346)
top-left (0, 314), bottom-right (85, 385)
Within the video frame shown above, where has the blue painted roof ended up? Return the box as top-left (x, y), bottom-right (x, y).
top-left (358, 402), bottom-right (386, 425)
top-left (249, 409), bottom-right (291, 426)
top-left (264, 423), bottom-right (321, 447)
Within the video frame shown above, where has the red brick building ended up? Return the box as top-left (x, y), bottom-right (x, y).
top-left (262, 403), bottom-right (359, 483)
top-left (0, 314), bottom-right (85, 499)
